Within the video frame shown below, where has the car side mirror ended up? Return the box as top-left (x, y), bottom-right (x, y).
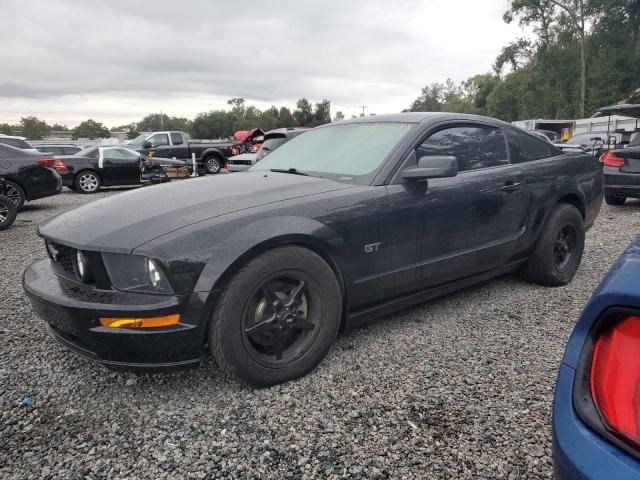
top-left (401, 155), bottom-right (458, 181)
top-left (143, 141), bottom-right (152, 149)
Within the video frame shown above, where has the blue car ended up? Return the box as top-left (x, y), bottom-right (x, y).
top-left (554, 236), bottom-right (640, 478)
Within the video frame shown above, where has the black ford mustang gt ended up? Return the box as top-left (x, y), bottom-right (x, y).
top-left (23, 113), bottom-right (603, 387)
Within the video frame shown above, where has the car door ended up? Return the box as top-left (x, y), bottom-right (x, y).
top-left (386, 122), bottom-right (530, 296)
top-left (100, 147), bottom-right (141, 185)
top-left (146, 133), bottom-right (172, 159)
top-left (169, 132), bottom-right (190, 160)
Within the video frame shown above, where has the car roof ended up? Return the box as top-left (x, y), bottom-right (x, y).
top-left (330, 112), bottom-right (511, 127)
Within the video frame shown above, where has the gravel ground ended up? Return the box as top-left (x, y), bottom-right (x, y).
top-left (1, 189), bottom-right (640, 479)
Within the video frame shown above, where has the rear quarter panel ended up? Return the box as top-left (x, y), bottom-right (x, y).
top-left (515, 153), bottom-right (602, 255)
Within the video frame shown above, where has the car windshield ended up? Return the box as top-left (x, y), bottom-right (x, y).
top-left (251, 123), bottom-right (413, 184)
top-left (127, 133), bottom-right (149, 147)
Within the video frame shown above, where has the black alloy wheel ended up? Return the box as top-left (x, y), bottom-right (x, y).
top-left (0, 195), bottom-right (17, 230)
top-left (242, 278), bottom-right (317, 364)
top-left (553, 225), bottom-right (577, 272)
top-left (209, 246), bottom-right (342, 387)
top-left (3, 181), bottom-right (25, 210)
top-left (522, 203), bottom-right (585, 286)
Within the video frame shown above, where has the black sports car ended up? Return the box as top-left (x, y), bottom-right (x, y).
top-left (23, 113), bottom-right (603, 386)
top-left (58, 145), bottom-right (189, 193)
top-left (0, 143), bottom-right (62, 210)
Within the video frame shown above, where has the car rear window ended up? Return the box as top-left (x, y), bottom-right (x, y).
top-left (0, 138), bottom-right (31, 149)
top-left (507, 128), bottom-right (562, 163)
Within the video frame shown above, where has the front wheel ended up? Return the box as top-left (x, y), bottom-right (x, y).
top-left (522, 204), bottom-right (585, 286)
top-left (604, 192), bottom-right (626, 206)
top-left (0, 195), bottom-right (17, 230)
top-left (209, 246), bottom-right (342, 387)
top-left (3, 180), bottom-right (25, 211)
top-left (75, 171), bottom-right (101, 194)
top-left (205, 156), bottom-right (221, 174)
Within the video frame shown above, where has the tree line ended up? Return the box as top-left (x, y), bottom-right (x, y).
top-left (0, 98), bottom-right (341, 140)
top-left (408, 0), bottom-right (640, 122)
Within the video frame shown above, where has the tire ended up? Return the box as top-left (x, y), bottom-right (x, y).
top-left (205, 156), bottom-right (222, 174)
top-left (3, 180), bottom-right (25, 211)
top-left (209, 246), bottom-right (342, 387)
top-left (604, 192), bottom-right (626, 206)
top-left (0, 195), bottom-right (17, 230)
top-left (74, 170), bottom-right (101, 194)
top-left (67, 185), bottom-right (76, 191)
top-left (522, 204), bottom-right (585, 286)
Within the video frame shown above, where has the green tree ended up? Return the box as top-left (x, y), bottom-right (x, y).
top-left (312, 99), bottom-right (331, 126)
top-left (0, 123), bottom-right (14, 135)
top-left (333, 111), bottom-right (345, 122)
top-left (191, 110), bottom-right (234, 139)
top-left (293, 98), bottom-right (314, 126)
top-left (51, 123), bottom-right (69, 131)
top-left (278, 107), bottom-right (294, 126)
top-left (72, 119), bottom-right (110, 140)
top-left (20, 116), bottom-right (51, 140)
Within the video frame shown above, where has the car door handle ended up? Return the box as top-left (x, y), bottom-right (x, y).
top-left (104, 160), bottom-right (113, 165)
top-left (501, 181), bottom-right (522, 193)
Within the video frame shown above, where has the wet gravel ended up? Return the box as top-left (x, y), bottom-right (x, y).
top-left (2, 188), bottom-right (640, 479)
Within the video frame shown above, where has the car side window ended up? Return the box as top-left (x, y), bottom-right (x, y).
top-left (105, 148), bottom-right (139, 161)
top-left (170, 132), bottom-right (183, 145)
top-left (148, 134), bottom-right (169, 148)
top-left (506, 128), bottom-right (562, 163)
top-left (416, 126), bottom-right (508, 172)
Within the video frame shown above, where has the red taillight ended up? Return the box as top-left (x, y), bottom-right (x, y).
top-left (590, 315), bottom-right (640, 449)
top-left (37, 158), bottom-right (55, 168)
top-left (53, 159), bottom-right (68, 173)
top-left (600, 151), bottom-right (625, 167)
top-left (38, 158), bottom-right (68, 172)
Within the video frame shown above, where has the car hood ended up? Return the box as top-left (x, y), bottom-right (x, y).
top-left (38, 171), bottom-right (353, 253)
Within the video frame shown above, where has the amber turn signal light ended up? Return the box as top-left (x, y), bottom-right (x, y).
top-left (99, 314), bottom-right (180, 328)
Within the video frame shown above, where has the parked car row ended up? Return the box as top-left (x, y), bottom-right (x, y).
top-left (0, 143), bottom-right (62, 210)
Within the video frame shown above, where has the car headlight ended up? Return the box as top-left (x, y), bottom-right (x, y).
top-left (102, 253), bottom-right (173, 294)
top-left (75, 250), bottom-right (92, 283)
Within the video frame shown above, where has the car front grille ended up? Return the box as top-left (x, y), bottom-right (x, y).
top-left (47, 241), bottom-right (77, 279)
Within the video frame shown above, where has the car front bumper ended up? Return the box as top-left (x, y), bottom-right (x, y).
top-left (604, 166), bottom-right (640, 198)
top-left (553, 363), bottom-right (640, 479)
top-left (23, 259), bottom-right (210, 370)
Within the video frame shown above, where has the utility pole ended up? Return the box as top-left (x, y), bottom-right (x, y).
top-left (358, 105), bottom-right (368, 117)
top-left (160, 109), bottom-right (164, 130)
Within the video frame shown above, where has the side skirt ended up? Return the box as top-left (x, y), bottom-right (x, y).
top-left (345, 259), bottom-right (527, 331)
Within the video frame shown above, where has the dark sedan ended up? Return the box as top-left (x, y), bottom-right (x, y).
top-left (58, 145), bottom-right (188, 193)
top-left (601, 134), bottom-right (640, 205)
top-left (23, 113), bottom-right (602, 387)
top-left (0, 143), bottom-right (62, 210)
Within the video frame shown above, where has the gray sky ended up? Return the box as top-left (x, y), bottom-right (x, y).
top-left (0, 0), bottom-right (526, 127)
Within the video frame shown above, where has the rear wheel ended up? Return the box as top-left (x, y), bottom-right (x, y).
top-left (205, 156), bottom-right (221, 174)
top-left (75, 170), bottom-right (101, 194)
top-left (209, 246), bottom-right (342, 387)
top-left (0, 195), bottom-right (17, 230)
top-left (522, 204), bottom-right (585, 286)
top-left (604, 192), bottom-right (626, 206)
top-left (3, 180), bottom-right (25, 211)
